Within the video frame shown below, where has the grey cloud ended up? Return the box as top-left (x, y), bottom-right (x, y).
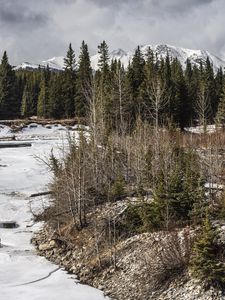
top-left (0, 0), bottom-right (225, 65)
top-left (0, 1), bottom-right (48, 28)
top-left (86, 0), bottom-right (131, 8)
top-left (88, 0), bottom-right (213, 13)
top-left (0, 8), bottom-right (47, 26)
top-left (150, 0), bottom-right (213, 10)
top-left (52, 0), bottom-right (77, 5)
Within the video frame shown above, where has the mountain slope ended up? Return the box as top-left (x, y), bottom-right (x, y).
top-left (14, 56), bottom-right (65, 71)
top-left (14, 44), bottom-right (225, 72)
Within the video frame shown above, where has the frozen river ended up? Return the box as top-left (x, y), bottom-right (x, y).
top-left (0, 124), bottom-right (106, 300)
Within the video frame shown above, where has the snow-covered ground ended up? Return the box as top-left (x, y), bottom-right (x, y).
top-left (0, 125), bottom-right (106, 300)
top-left (184, 124), bottom-right (219, 134)
top-left (0, 123), bottom-right (89, 140)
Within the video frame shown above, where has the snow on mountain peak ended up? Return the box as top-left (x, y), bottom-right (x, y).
top-left (42, 56), bottom-right (65, 70)
top-left (14, 56), bottom-right (65, 71)
top-left (110, 48), bottom-right (127, 57)
top-left (14, 44), bottom-right (225, 73)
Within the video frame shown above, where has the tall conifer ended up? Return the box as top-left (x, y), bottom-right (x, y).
top-left (63, 43), bottom-right (76, 118)
top-left (0, 51), bottom-right (17, 119)
top-left (75, 41), bottom-right (92, 117)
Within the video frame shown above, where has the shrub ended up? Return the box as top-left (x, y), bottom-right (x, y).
top-left (144, 229), bottom-right (192, 294)
top-left (110, 177), bottom-right (126, 200)
top-left (122, 202), bottom-right (162, 234)
top-left (190, 216), bottom-right (225, 290)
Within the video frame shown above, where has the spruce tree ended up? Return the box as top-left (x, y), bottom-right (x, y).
top-left (16, 75), bottom-right (25, 115)
top-left (49, 74), bottom-right (64, 119)
top-left (0, 51), bottom-right (18, 119)
top-left (190, 215), bottom-right (225, 289)
top-left (171, 58), bottom-right (188, 128)
top-left (185, 59), bottom-right (197, 124)
top-left (95, 41), bottom-right (112, 132)
top-left (37, 67), bottom-right (50, 118)
top-left (131, 46), bottom-right (145, 92)
top-left (63, 43), bottom-right (76, 118)
top-left (21, 83), bottom-right (33, 117)
top-left (124, 46), bottom-right (145, 126)
top-left (97, 40), bottom-right (110, 74)
top-left (154, 148), bottom-right (205, 225)
top-left (75, 41), bottom-right (92, 117)
top-left (159, 54), bottom-right (173, 124)
top-left (64, 43), bottom-right (76, 72)
top-left (204, 57), bottom-right (216, 120)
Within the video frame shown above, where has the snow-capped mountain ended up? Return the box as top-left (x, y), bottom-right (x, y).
top-left (14, 56), bottom-right (65, 71)
top-left (14, 44), bottom-right (225, 72)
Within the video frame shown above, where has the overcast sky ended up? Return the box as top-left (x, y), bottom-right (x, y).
top-left (1, 0), bottom-right (225, 65)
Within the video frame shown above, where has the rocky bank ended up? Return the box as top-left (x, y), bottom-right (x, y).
top-left (32, 223), bottom-right (225, 300)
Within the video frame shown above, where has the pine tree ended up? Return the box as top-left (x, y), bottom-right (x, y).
top-left (159, 54), bottom-right (173, 124)
top-left (185, 59), bottom-right (197, 124)
top-left (140, 48), bottom-right (155, 123)
top-left (124, 46), bottom-right (145, 126)
top-left (97, 40), bottom-right (110, 74)
top-left (21, 83), bottom-right (33, 117)
top-left (190, 65), bottom-right (201, 124)
top-left (37, 67), bottom-right (50, 118)
top-left (171, 58), bottom-right (189, 128)
top-left (64, 43), bottom-right (76, 72)
top-left (63, 43), bottom-right (76, 118)
top-left (190, 215), bottom-right (225, 289)
top-left (49, 73), bottom-right (64, 119)
top-left (131, 46), bottom-right (145, 92)
top-left (75, 41), bottom-right (92, 118)
top-left (204, 57), bottom-right (216, 120)
top-left (95, 41), bottom-right (112, 132)
top-left (16, 75), bottom-right (25, 115)
top-left (154, 148), bottom-right (205, 225)
top-left (0, 51), bottom-right (18, 119)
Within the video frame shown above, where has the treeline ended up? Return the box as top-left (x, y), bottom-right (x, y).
top-left (0, 41), bottom-right (224, 128)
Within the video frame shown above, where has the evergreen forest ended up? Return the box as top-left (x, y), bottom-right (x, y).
top-left (0, 41), bottom-right (224, 130)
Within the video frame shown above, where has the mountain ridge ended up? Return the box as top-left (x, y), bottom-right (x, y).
top-left (14, 44), bottom-right (225, 72)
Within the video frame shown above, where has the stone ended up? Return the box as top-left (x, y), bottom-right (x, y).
top-left (38, 241), bottom-right (56, 251)
top-left (49, 240), bottom-right (57, 248)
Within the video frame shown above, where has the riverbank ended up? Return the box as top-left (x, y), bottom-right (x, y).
top-left (0, 126), bottom-right (106, 300)
top-left (32, 221), bottom-right (225, 300)
top-left (0, 117), bottom-right (86, 127)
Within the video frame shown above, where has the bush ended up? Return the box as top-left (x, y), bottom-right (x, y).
top-left (110, 177), bottom-right (126, 200)
top-left (144, 229), bottom-right (192, 294)
top-left (212, 191), bottom-right (225, 220)
top-left (190, 216), bottom-right (225, 290)
top-left (154, 148), bottom-right (205, 226)
top-left (122, 202), bottom-right (162, 234)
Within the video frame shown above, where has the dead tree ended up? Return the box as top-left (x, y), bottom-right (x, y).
top-left (195, 83), bottom-right (211, 134)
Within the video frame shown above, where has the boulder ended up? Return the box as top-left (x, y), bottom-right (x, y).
top-left (38, 240), bottom-right (56, 251)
